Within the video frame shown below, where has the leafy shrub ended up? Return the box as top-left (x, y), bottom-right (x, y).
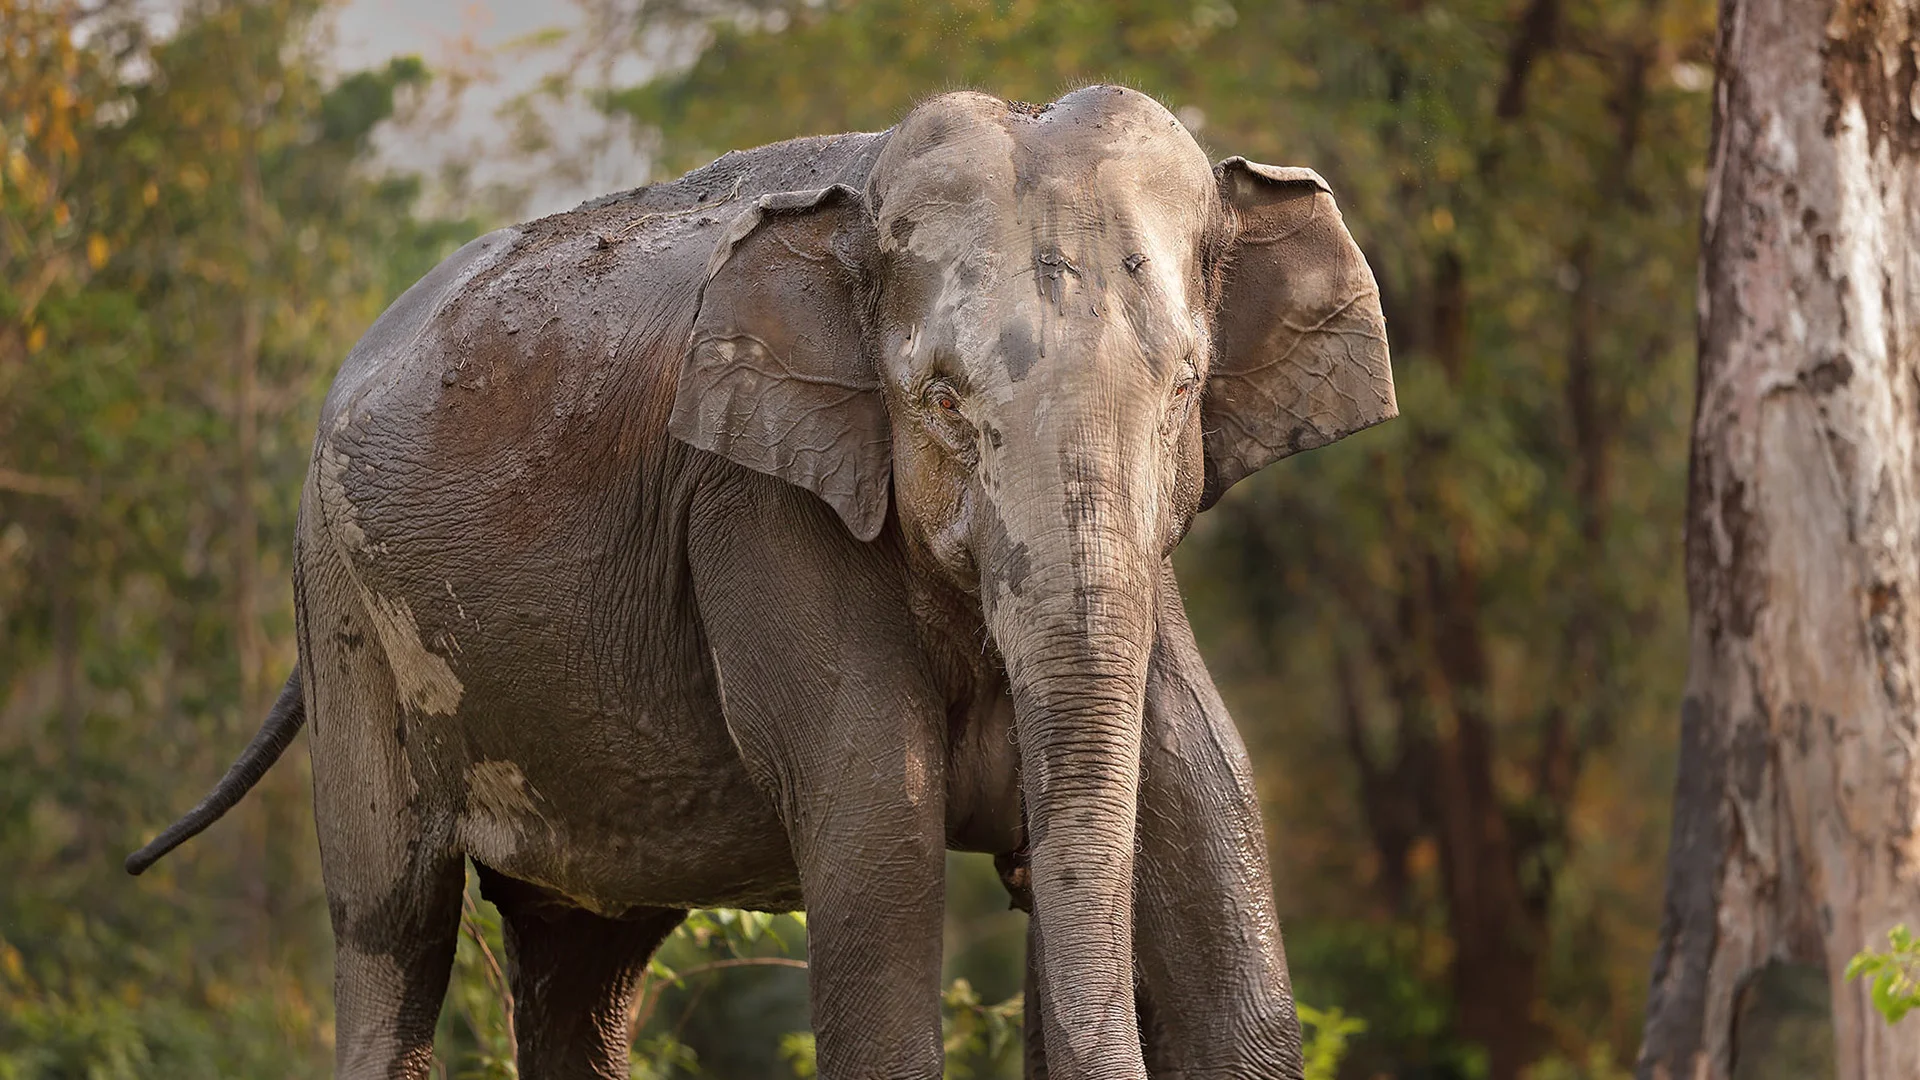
top-left (1299, 1003), bottom-right (1366, 1080)
top-left (1847, 924), bottom-right (1920, 1025)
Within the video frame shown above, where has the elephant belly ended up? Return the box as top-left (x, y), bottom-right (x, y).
top-left (453, 726), bottom-right (805, 915)
top-left (434, 641), bottom-right (805, 914)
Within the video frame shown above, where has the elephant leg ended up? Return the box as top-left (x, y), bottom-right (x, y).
top-left (307, 585), bottom-right (464, 1079)
top-left (688, 476), bottom-right (948, 1079)
top-left (1131, 563), bottom-right (1305, 1079)
top-left (479, 868), bottom-right (685, 1080)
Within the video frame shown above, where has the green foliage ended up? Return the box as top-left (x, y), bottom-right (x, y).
top-left (1524, 1046), bottom-right (1633, 1080)
top-left (777, 1032), bottom-right (817, 1079)
top-left (1847, 925), bottom-right (1920, 1025)
top-left (321, 56), bottom-right (431, 148)
top-left (633, 1033), bottom-right (704, 1080)
top-left (1299, 1003), bottom-right (1367, 1080)
top-left (940, 979), bottom-right (1024, 1079)
top-left (0, 926), bottom-right (327, 1079)
top-left (1, 0), bottom-right (475, 1072)
top-left (440, 883), bottom-right (518, 1079)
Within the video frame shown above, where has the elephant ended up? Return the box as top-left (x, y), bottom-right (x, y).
top-left (127, 85), bottom-right (1394, 1080)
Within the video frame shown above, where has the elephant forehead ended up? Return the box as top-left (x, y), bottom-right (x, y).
top-left (878, 154), bottom-right (1210, 353)
top-left (871, 102), bottom-right (1018, 259)
top-left (1008, 85), bottom-right (1216, 204)
top-left (872, 87), bottom-right (1215, 266)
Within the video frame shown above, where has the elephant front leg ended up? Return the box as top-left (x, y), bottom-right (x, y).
top-left (1131, 564), bottom-right (1305, 1079)
top-left (789, 760), bottom-right (947, 1079)
top-left (689, 477), bottom-right (949, 1079)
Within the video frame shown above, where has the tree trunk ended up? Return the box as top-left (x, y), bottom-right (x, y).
top-left (1638, 0), bottom-right (1920, 1077)
top-left (1426, 545), bottom-right (1547, 1080)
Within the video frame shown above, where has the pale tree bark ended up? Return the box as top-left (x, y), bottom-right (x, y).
top-left (1639, 0), bottom-right (1920, 1078)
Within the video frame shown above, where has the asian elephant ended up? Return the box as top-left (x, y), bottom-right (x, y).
top-left (128, 85), bottom-right (1394, 1080)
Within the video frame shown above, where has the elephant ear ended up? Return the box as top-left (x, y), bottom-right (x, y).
top-left (1202, 157), bottom-right (1396, 508)
top-left (669, 185), bottom-right (891, 541)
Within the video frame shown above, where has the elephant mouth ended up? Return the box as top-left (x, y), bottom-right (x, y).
top-left (995, 847), bottom-right (1034, 913)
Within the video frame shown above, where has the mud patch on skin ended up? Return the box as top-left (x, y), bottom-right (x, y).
top-left (999, 322), bottom-right (1041, 381)
top-left (467, 760), bottom-right (541, 820)
top-left (1035, 248), bottom-right (1083, 314)
top-left (317, 416), bottom-right (369, 553)
top-left (976, 493), bottom-right (1032, 599)
top-left (365, 592), bottom-right (464, 716)
top-left (903, 738), bottom-right (934, 808)
top-left (459, 760), bottom-right (547, 865)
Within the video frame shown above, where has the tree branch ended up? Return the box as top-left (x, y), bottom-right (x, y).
top-left (1496, 0), bottom-right (1562, 120)
top-left (0, 467), bottom-right (82, 503)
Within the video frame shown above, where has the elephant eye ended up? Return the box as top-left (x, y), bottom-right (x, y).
top-left (926, 379), bottom-right (962, 414)
top-left (1172, 357), bottom-right (1200, 398)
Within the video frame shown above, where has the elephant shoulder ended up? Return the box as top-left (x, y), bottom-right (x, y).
top-left (320, 227), bottom-right (521, 430)
top-left (580, 128), bottom-right (893, 220)
top-left (377, 128), bottom-right (898, 455)
top-left (321, 127), bottom-right (894, 430)
top-left (305, 128), bottom-right (900, 558)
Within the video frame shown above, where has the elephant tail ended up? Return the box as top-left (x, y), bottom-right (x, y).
top-left (125, 666), bottom-right (307, 876)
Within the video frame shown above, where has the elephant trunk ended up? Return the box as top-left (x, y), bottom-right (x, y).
top-left (983, 450), bottom-right (1161, 1079)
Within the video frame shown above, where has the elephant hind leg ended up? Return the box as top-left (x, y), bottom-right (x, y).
top-left (314, 743), bottom-right (465, 1080)
top-left (306, 569), bottom-right (466, 1079)
top-left (478, 866), bottom-right (685, 1080)
top-left (326, 853), bottom-right (465, 1080)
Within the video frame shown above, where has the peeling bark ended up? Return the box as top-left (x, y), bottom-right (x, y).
top-left (1639, 1), bottom-right (1920, 1076)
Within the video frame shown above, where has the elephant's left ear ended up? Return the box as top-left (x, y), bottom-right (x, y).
top-left (1202, 158), bottom-right (1396, 508)
top-left (670, 185), bottom-right (892, 541)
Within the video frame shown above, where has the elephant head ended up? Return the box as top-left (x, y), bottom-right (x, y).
top-left (671, 86), bottom-right (1393, 1076)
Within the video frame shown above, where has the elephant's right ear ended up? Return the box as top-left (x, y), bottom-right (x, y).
top-left (1202, 159), bottom-right (1395, 508)
top-left (670, 185), bottom-right (891, 541)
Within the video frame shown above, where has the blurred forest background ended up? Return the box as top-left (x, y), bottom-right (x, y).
top-left (0, 0), bottom-right (1716, 1076)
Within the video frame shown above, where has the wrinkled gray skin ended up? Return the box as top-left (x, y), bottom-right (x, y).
top-left (145, 86), bottom-right (1395, 1080)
